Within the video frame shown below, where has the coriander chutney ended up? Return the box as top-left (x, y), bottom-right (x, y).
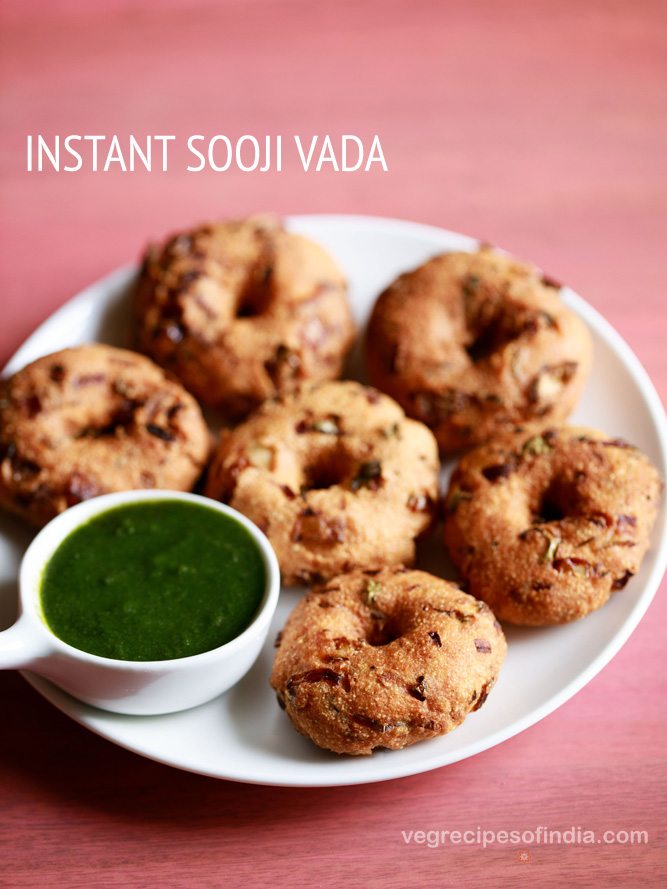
top-left (40, 500), bottom-right (266, 661)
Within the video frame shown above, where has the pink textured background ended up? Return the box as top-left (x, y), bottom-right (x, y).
top-left (1, 1), bottom-right (666, 885)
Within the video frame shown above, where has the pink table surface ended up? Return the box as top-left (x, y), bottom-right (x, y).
top-left (1, 1), bottom-right (666, 886)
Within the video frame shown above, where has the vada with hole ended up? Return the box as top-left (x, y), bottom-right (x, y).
top-left (443, 426), bottom-right (662, 625)
top-left (204, 381), bottom-right (439, 584)
top-left (135, 215), bottom-right (356, 418)
top-left (366, 247), bottom-right (592, 452)
top-left (0, 344), bottom-right (210, 526)
top-left (271, 567), bottom-right (506, 755)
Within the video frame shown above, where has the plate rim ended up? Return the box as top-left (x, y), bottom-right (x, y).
top-left (6, 212), bottom-right (667, 787)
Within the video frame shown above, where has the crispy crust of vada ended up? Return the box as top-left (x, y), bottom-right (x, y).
top-left (367, 248), bottom-right (592, 452)
top-left (443, 426), bottom-right (662, 625)
top-left (135, 216), bottom-right (356, 418)
top-left (0, 344), bottom-right (210, 526)
top-left (271, 568), bottom-right (506, 755)
top-left (205, 381), bottom-right (440, 584)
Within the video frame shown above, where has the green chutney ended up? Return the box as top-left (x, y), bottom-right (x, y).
top-left (40, 500), bottom-right (266, 661)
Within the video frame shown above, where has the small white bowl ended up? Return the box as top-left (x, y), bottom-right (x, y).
top-left (0, 490), bottom-right (281, 715)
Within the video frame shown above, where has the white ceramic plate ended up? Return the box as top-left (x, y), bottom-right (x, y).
top-left (2, 215), bottom-right (666, 787)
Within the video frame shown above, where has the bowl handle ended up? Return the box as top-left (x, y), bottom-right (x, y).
top-left (0, 616), bottom-right (51, 669)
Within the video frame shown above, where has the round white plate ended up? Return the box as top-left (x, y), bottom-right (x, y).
top-left (2, 215), bottom-right (666, 786)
